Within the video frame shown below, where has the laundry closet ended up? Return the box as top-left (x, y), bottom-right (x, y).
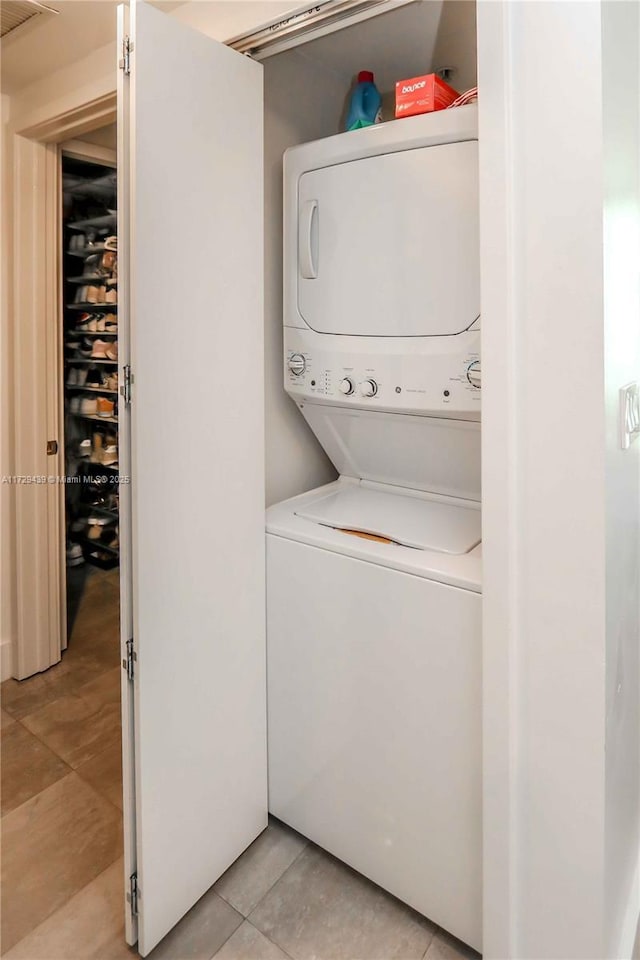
top-left (117, 1), bottom-right (480, 955)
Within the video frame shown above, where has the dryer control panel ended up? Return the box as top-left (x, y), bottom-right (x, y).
top-left (284, 327), bottom-right (481, 419)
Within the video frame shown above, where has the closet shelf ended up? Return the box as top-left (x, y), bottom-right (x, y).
top-left (66, 172), bottom-right (116, 202)
top-left (79, 459), bottom-right (120, 471)
top-left (65, 385), bottom-right (118, 394)
top-left (70, 413), bottom-right (119, 424)
top-left (70, 533), bottom-right (119, 556)
top-left (67, 302), bottom-right (118, 310)
top-left (68, 213), bottom-right (117, 231)
top-left (66, 244), bottom-right (110, 258)
top-left (67, 358), bottom-right (118, 365)
top-left (78, 503), bottom-right (119, 521)
top-left (67, 275), bottom-right (117, 284)
top-left (66, 331), bottom-right (118, 339)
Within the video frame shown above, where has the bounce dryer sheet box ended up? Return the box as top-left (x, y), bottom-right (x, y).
top-left (395, 73), bottom-right (459, 118)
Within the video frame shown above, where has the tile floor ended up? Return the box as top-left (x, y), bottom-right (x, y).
top-left (2, 566), bottom-right (480, 960)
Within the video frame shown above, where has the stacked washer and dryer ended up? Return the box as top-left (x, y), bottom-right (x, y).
top-left (266, 105), bottom-right (482, 951)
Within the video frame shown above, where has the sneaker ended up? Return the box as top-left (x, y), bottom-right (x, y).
top-left (76, 368), bottom-right (88, 387)
top-left (77, 314), bottom-right (97, 333)
top-left (104, 235), bottom-right (118, 251)
top-left (104, 316), bottom-right (117, 333)
top-left (85, 285), bottom-right (104, 304)
top-left (66, 543), bottom-right (85, 567)
top-left (91, 339), bottom-right (110, 359)
top-left (85, 367), bottom-right (103, 388)
top-left (92, 433), bottom-right (104, 463)
top-left (79, 439), bottom-right (92, 458)
top-left (69, 396), bottom-right (81, 414)
top-left (77, 339), bottom-right (93, 358)
top-left (67, 368), bottom-right (78, 386)
top-left (83, 254), bottom-right (101, 277)
top-left (105, 342), bottom-right (118, 361)
top-left (102, 444), bottom-right (118, 465)
top-left (105, 287), bottom-right (117, 305)
top-left (80, 397), bottom-right (98, 415)
top-left (97, 396), bottom-right (115, 418)
top-left (104, 373), bottom-right (118, 391)
top-left (95, 314), bottom-right (106, 333)
top-left (75, 286), bottom-right (88, 304)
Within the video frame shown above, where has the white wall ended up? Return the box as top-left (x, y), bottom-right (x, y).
top-left (262, 49), bottom-right (340, 505)
top-left (602, 3), bottom-right (640, 956)
top-left (479, 2), bottom-right (640, 957)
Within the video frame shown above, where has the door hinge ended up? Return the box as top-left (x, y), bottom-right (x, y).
top-left (119, 36), bottom-right (133, 75)
top-left (46, 440), bottom-right (58, 456)
top-left (120, 365), bottom-right (133, 405)
top-left (127, 872), bottom-right (139, 917)
top-left (123, 638), bottom-right (136, 681)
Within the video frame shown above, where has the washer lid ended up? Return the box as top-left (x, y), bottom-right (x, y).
top-left (295, 484), bottom-right (481, 555)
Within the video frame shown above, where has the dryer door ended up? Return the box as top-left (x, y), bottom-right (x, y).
top-left (297, 139), bottom-right (479, 337)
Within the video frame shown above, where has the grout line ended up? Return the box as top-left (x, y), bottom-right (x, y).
top-left (245, 838), bottom-right (310, 922)
top-left (205, 903), bottom-right (244, 960)
top-left (4, 850), bottom-right (125, 958)
top-left (246, 918), bottom-right (296, 960)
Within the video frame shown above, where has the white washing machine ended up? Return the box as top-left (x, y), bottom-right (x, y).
top-left (266, 106), bottom-right (482, 951)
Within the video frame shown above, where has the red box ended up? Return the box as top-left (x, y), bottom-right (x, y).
top-left (395, 73), bottom-right (459, 119)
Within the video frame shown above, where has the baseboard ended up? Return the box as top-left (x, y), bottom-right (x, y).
top-left (0, 636), bottom-right (12, 681)
top-left (617, 855), bottom-right (640, 960)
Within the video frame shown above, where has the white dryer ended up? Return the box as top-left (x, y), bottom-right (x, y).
top-left (266, 106), bottom-right (482, 951)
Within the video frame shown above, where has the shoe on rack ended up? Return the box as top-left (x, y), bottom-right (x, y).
top-left (92, 433), bottom-right (104, 463)
top-left (75, 286), bottom-right (88, 304)
top-left (77, 338), bottom-right (94, 358)
top-left (104, 315), bottom-right (117, 333)
top-left (105, 287), bottom-right (117, 305)
top-left (105, 342), bottom-right (118, 361)
top-left (67, 368), bottom-right (78, 386)
top-left (85, 285), bottom-right (105, 304)
top-left (66, 543), bottom-right (85, 567)
top-left (66, 339), bottom-right (80, 352)
top-left (85, 367), bottom-right (103, 388)
top-left (91, 339), bottom-right (110, 359)
top-left (79, 439), bottom-right (92, 458)
top-left (104, 373), bottom-right (118, 391)
top-left (69, 396), bottom-right (81, 414)
top-left (87, 519), bottom-right (107, 541)
top-left (83, 254), bottom-right (101, 277)
top-left (80, 397), bottom-right (98, 415)
top-left (104, 235), bottom-right (117, 252)
top-left (95, 314), bottom-right (106, 333)
top-left (102, 444), bottom-right (118, 466)
top-left (76, 368), bottom-right (88, 386)
top-left (101, 251), bottom-right (117, 272)
top-left (77, 314), bottom-right (97, 333)
top-left (97, 396), bottom-right (115, 418)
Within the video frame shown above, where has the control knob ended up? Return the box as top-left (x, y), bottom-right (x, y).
top-left (288, 353), bottom-right (306, 376)
top-left (467, 361), bottom-right (481, 389)
top-left (359, 379), bottom-right (378, 398)
top-left (339, 378), bottom-right (355, 396)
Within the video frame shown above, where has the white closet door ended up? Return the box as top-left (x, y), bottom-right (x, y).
top-left (118, 2), bottom-right (266, 955)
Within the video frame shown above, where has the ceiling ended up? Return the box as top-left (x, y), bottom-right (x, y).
top-left (1, 0), bottom-right (476, 100)
top-left (0, 0), bottom-right (183, 96)
top-left (295, 0), bottom-right (445, 92)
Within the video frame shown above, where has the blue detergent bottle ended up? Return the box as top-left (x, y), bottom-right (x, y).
top-left (346, 70), bottom-right (382, 131)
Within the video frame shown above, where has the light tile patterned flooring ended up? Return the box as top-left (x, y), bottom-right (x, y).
top-left (1, 567), bottom-right (480, 960)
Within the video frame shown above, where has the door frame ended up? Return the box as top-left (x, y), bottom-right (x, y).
top-left (7, 92), bottom-right (117, 679)
top-left (4, 4), bottom-right (532, 957)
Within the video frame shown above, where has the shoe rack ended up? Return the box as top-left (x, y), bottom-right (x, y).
top-left (62, 156), bottom-right (119, 570)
